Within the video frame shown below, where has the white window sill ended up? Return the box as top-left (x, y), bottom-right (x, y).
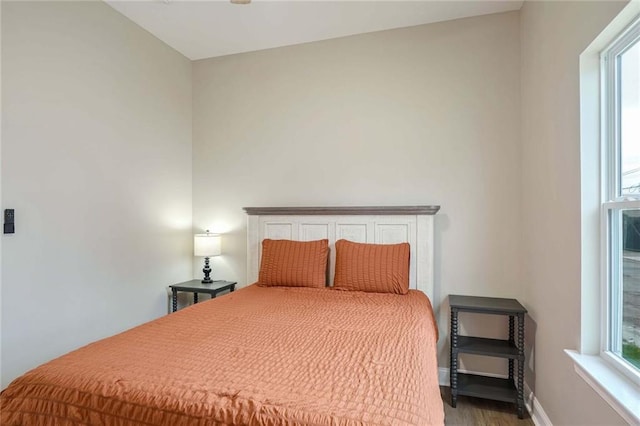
top-left (565, 349), bottom-right (640, 425)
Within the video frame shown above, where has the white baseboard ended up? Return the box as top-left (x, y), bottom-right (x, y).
top-left (525, 382), bottom-right (552, 426)
top-left (438, 367), bottom-right (449, 386)
top-left (438, 367), bottom-right (552, 426)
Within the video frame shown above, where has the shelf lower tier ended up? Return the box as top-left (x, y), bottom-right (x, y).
top-left (455, 373), bottom-right (517, 403)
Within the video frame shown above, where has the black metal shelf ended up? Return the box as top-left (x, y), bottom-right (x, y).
top-left (454, 336), bottom-right (520, 359)
top-left (449, 294), bottom-right (527, 419)
top-left (457, 373), bottom-right (517, 403)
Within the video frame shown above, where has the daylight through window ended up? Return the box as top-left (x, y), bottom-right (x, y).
top-left (602, 18), bottom-right (640, 379)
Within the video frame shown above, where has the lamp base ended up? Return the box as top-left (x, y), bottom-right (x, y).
top-left (202, 257), bottom-right (213, 284)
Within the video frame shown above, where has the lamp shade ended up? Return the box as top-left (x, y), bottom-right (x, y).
top-left (194, 233), bottom-right (222, 257)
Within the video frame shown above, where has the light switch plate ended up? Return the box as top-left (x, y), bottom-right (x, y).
top-left (4, 209), bottom-right (15, 234)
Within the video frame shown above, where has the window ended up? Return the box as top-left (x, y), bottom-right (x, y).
top-left (570, 6), bottom-right (640, 422)
top-left (602, 17), bottom-right (640, 383)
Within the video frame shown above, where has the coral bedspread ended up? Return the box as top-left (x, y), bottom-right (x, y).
top-left (0, 285), bottom-right (444, 425)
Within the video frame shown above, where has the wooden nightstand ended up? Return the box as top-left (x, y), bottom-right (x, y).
top-left (449, 294), bottom-right (527, 419)
top-left (169, 279), bottom-right (236, 313)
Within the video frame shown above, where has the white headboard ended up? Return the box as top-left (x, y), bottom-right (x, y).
top-left (244, 206), bottom-right (440, 301)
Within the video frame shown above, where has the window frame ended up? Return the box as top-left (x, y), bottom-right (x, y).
top-left (600, 16), bottom-right (640, 387)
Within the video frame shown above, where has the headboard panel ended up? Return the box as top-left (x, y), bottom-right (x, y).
top-left (244, 206), bottom-right (440, 300)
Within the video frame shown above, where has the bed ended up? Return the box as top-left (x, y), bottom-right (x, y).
top-left (0, 206), bottom-right (443, 425)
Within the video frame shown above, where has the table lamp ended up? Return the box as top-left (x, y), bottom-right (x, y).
top-left (194, 231), bottom-right (222, 283)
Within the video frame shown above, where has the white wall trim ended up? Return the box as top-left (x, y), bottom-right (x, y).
top-left (438, 367), bottom-right (552, 426)
top-left (438, 366), bottom-right (449, 386)
top-left (565, 350), bottom-right (640, 425)
top-left (525, 383), bottom-right (553, 426)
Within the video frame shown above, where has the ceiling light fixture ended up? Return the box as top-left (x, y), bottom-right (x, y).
top-left (230, 0), bottom-right (251, 4)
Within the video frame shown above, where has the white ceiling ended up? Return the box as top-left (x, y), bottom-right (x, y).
top-left (106, 0), bottom-right (523, 61)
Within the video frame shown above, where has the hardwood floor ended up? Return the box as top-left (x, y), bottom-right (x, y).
top-left (440, 387), bottom-right (534, 425)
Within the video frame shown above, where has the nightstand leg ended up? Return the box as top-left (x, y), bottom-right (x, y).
top-left (194, 293), bottom-right (198, 304)
top-left (450, 308), bottom-right (459, 408)
top-left (509, 315), bottom-right (515, 383)
top-left (517, 313), bottom-right (525, 419)
top-left (172, 289), bottom-right (178, 313)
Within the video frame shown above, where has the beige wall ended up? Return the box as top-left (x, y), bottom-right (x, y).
top-left (0, 0), bottom-right (3, 387)
top-left (193, 11), bottom-right (522, 369)
top-left (1, 1), bottom-right (193, 387)
top-left (520, 1), bottom-right (628, 424)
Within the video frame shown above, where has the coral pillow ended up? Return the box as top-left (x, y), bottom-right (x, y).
top-left (258, 239), bottom-right (329, 288)
top-left (333, 239), bottom-right (410, 295)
